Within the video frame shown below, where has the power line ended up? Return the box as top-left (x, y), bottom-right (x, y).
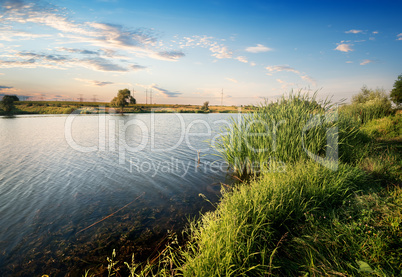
top-left (221, 88), bottom-right (223, 106)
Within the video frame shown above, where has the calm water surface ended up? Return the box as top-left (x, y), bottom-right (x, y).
top-left (0, 113), bottom-right (235, 276)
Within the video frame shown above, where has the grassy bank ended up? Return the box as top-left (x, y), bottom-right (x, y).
top-left (95, 94), bottom-right (401, 277)
top-left (0, 101), bottom-right (244, 115)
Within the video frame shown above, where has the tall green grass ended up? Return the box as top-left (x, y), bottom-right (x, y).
top-left (215, 92), bottom-right (366, 177)
top-left (149, 162), bottom-right (368, 277)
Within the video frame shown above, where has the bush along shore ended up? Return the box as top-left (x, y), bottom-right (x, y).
top-left (78, 90), bottom-right (402, 277)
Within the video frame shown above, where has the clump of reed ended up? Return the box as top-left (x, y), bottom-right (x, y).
top-left (215, 92), bottom-right (365, 178)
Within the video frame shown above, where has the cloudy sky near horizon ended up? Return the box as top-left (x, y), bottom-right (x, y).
top-left (0, 0), bottom-right (401, 105)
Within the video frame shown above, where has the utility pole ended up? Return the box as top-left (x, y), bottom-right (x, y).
top-left (221, 88), bottom-right (223, 106)
top-left (93, 95), bottom-right (97, 102)
top-left (79, 94), bottom-right (83, 102)
top-left (150, 89), bottom-right (153, 105)
top-left (146, 89), bottom-right (148, 105)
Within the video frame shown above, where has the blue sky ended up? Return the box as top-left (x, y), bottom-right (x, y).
top-left (0, 0), bottom-right (401, 105)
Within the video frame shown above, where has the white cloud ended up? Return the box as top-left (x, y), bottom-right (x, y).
top-left (372, 31), bottom-right (379, 34)
top-left (131, 64), bottom-right (147, 71)
top-left (346, 61), bottom-right (353, 64)
top-left (245, 44), bottom-right (273, 53)
top-left (0, 28), bottom-right (51, 41)
top-left (334, 43), bottom-right (353, 52)
top-left (0, 50), bottom-right (133, 72)
top-left (75, 78), bottom-right (114, 86)
top-left (397, 33), bottom-right (402, 41)
top-left (225, 77), bottom-right (238, 83)
top-left (360, 59), bottom-right (374, 65)
top-left (266, 65), bottom-right (316, 86)
top-left (209, 44), bottom-right (232, 59)
top-left (266, 65), bottom-right (300, 75)
top-left (154, 51), bottom-right (185, 61)
top-left (345, 29), bottom-right (363, 34)
top-left (151, 85), bottom-right (181, 98)
top-left (180, 35), bottom-right (238, 61)
top-left (300, 75), bottom-right (316, 86)
top-left (0, 1), bottom-right (185, 65)
top-left (235, 56), bottom-right (248, 63)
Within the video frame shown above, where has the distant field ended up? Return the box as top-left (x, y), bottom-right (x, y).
top-left (1, 101), bottom-right (255, 115)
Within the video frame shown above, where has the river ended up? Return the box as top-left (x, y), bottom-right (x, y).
top-left (0, 112), bottom-right (236, 276)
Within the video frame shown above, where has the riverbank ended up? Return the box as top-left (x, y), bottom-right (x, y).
top-left (99, 94), bottom-right (401, 276)
top-left (0, 101), bottom-right (250, 115)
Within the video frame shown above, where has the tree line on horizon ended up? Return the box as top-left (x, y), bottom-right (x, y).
top-left (1, 75), bottom-right (402, 115)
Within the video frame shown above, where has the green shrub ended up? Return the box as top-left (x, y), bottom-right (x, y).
top-left (341, 86), bottom-right (392, 124)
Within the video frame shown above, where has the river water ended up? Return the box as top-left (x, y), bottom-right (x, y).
top-left (0, 112), bottom-right (236, 276)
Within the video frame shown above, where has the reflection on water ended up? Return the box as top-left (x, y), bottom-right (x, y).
top-left (0, 113), bottom-right (235, 276)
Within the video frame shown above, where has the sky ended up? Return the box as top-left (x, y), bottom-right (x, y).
top-left (0, 0), bottom-right (401, 105)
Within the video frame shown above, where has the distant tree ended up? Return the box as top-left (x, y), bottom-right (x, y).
top-left (390, 74), bottom-right (402, 107)
top-left (9, 95), bottom-right (19, 101)
top-left (1, 95), bottom-right (16, 114)
top-left (349, 86), bottom-right (392, 123)
top-left (129, 96), bottom-right (136, 104)
top-left (110, 89), bottom-right (136, 112)
top-left (352, 86), bottom-right (390, 106)
top-left (201, 101), bottom-right (209, 111)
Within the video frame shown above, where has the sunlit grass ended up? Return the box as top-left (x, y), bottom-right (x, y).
top-left (83, 94), bottom-right (401, 276)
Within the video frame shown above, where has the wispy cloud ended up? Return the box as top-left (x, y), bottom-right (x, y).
top-left (180, 35), bottom-right (234, 60)
top-left (0, 0), bottom-right (186, 68)
top-left (155, 51), bottom-right (185, 61)
top-left (0, 28), bottom-right (51, 41)
top-left (131, 64), bottom-right (147, 71)
top-left (372, 31), bottom-right (379, 34)
top-left (0, 85), bottom-right (13, 91)
top-left (151, 85), bottom-right (181, 98)
top-left (225, 77), bottom-right (238, 83)
top-left (56, 47), bottom-right (99, 55)
top-left (334, 43), bottom-right (354, 52)
top-left (266, 65), bottom-right (300, 75)
top-left (300, 75), bottom-right (316, 86)
top-left (0, 50), bottom-right (132, 72)
top-left (235, 56), bottom-right (248, 63)
top-left (245, 44), bottom-right (273, 53)
top-left (266, 65), bottom-right (316, 86)
top-left (360, 59), bottom-right (374, 65)
top-left (75, 78), bottom-right (114, 86)
top-left (79, 57), bottom-right (128, 72)
top-left (345, 29), bottom-right (363, 34)
top-left (210, 45), bottom-right (232, 59)
top-left (397, 33), bottom-right (402, 41)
